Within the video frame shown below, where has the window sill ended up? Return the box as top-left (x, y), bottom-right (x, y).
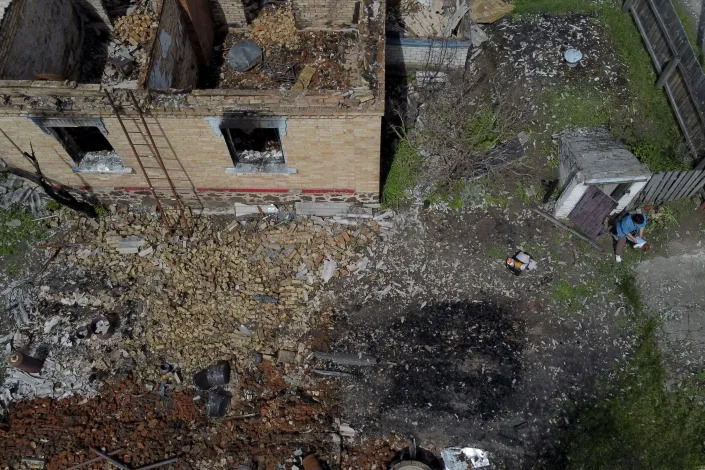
top-left (72, 167), bottom-right (135, 175)
top-left (225, 165), bottom-right (297, 175)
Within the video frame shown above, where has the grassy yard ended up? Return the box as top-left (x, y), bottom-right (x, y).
top-left (515, 0), bottom-right (689, 172)
top-left (0, 208), bottom-right (46, 257)
top-left (564, 317), bottom-right (705, 469)
top-left (381, 139), bottom-right (423, 208)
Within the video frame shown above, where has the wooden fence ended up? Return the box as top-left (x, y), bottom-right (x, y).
top-left (623, 0), bottom-right (705, 168)
top-left (632, 169), bottom-right (705, 205)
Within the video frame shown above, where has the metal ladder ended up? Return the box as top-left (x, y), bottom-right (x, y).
top-left (105, 89), bottom-right (191, 234)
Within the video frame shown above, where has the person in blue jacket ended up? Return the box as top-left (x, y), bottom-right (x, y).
top-left (614, 213), bottom-right (647, 262)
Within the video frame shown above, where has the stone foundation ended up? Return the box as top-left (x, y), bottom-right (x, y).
top-left (77, 186), bottom-right (379, 212)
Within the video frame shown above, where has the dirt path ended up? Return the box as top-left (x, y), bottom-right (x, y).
top-left (637, 210), bottom-right (705, 382)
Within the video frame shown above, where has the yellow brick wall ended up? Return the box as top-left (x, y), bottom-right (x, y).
top-left (0, 115), bottom-right (381, 195)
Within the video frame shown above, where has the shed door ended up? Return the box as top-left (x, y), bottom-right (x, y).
top-left (568, 186), bottom-right (618, 240)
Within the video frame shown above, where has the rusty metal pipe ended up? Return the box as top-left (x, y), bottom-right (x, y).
top-left (302, 454), bottom-right (323, 470)
top-left (90, 448), bottom-right (131, 470)
top-left (8, 351), bottom-right (43, 373)
top-left (135, 457), bottom-right (180, 470)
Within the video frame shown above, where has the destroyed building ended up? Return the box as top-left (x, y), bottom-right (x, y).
top-left (0, 0), bottom-right (385, 209)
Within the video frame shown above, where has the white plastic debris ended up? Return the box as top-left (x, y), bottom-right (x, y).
top-left (471, 24), bottom-right (488, 47)
top-left (239, 324), bottom-right (252, 337)
top-left (43, 316), bottom-right (60, 334)
top-left (322, 259), bottom-right (338, 283)
top-left (564, 48), bottom-right (583, 67)
top-left (442, 447), bottom-right (490, 469)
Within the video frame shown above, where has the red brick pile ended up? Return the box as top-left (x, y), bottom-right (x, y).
top-left (0, 361), bottom-right (377, 469)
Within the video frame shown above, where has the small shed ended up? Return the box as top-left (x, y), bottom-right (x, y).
top-left (554, 129), bottom-right (651, 238)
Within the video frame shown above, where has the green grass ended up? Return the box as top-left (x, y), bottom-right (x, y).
top-left (553, 279), bottom-right (597, 302)
top-left (4, 263), bottom-right (20, 277)
top-left (553, 279), bottom-right (598, 311)
top-left (542, 88), bottom-right (611, 132)
top-left (512, 0), bottom-right (599, 16)
top-left (382, 140), bottom-right (423, 208)
top-left (483, 193), bottom-right (511, 209)
top-left (488, 246), bottom-right (505, 260)
top-left (565, 319), bottom-right (705, 469)
top-left (617, 271), bottom-right (643, 312)
top-left (566, 245), bottom-right (705, 468)
top-left (95, 204), bottom-right (110, 218)
top-left (0, 208), bottom-right (47, 256)
top-left (465, 105), bottom-right (505, 153)
top-left (523, 1), bottom-right (689, 172)
top-left (674, 2), bottom-right (704, 67)
top-left (45, 200), bottom-right (62, 212)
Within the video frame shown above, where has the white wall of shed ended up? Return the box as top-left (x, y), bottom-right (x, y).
top-left (613, 180), bottom-right (648, 214)
top-left (554, 177), bottom-right (589, 219)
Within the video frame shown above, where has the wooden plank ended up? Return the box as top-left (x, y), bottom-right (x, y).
top-left (658, 57), bottom-right (680, 87)
top-left (533, 209), bottom-right (605, 252)
top-left (649, 171), bottom-right (673, 203)
top-left (682, 170), bottom-right (705, 197)
top-left (673, 170), bottom-right (702, 200)
top-left (658, 170), bottom-right (682, 202)
top-left (685, 174), bottom-right (705, 198)
top-left (666, 170), bottom-right (691, 201)
top-left (655, 171), bottom-right (677, 203)
top-left (656, 171), bottom-right (679, 203)
top-left (663, 83), bottom-right (700, 157)
top-left (666, 171), bottom-right (692, 201)
top-left (665, 171), bottom-right (691, 201)
top-left (639, 173), bottom-right (663, 204)
top-left (568, 186), bottom-right (617, 240)
top-left (622, 0), bottom-right (634, 12)
top-left (628, 6), bottom-right (663, 73)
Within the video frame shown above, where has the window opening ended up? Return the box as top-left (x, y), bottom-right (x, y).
top-left (222, 127), bottom-right (285, 167)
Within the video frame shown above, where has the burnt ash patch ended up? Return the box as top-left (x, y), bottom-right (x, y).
top-left (335, 300), bottom-right (525, 428)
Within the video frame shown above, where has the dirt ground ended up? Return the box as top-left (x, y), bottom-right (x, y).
top-left (320, 204), bottom-right (639, 468)
top-left (637, 210), bottom-right (705, 382)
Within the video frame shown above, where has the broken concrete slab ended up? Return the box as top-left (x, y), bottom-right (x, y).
top-left (234, 203), bottom-right (279, 217)
top-left (313, 351), bottom-right (378, 366)
top-left (295, 202), bottom-right (354, 217)
top-left (116, 235), bottom-right (148, 254)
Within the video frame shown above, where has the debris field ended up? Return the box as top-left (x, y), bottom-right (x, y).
top-left (0, 207), bottom-right (403, 468)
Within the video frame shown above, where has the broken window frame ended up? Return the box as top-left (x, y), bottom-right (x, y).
top-left (206, 116), bottom-right (297, 175)
top-left (29, 116), bottom-right (133, 174)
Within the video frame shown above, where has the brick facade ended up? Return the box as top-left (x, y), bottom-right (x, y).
top-left (210, 0), bottom-right (247, 27)
top-left (292, 0), bottom-right (359, 28)
top-left (386, 37), bottom-right (470, 70)
top-left (0, 87), bottom-right (383, 206)
top-left (0, 0), bottom-right (385, 208)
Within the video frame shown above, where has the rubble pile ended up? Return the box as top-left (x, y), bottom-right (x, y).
top-left (216, 3), bottom-right (358, 90)
top-left (340, 435), bottom-right (408, 469)
top-left (0, 173), bottom-right (49, 218)
top-left (57, 211), bottom-right (379, 374)
top-left (102, 9), bottom-right (157, 85)
top-left (114, 12), bottom-right (156, 47)
top-left (250, 5), bottom-right (300, 51)
top-left (0, 361), bottom-right (345, 469)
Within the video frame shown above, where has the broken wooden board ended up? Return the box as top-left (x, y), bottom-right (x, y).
top-left (470, 0), bottom-right (514, 23)
top-left (294, 66), bottom-right (316, 90)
